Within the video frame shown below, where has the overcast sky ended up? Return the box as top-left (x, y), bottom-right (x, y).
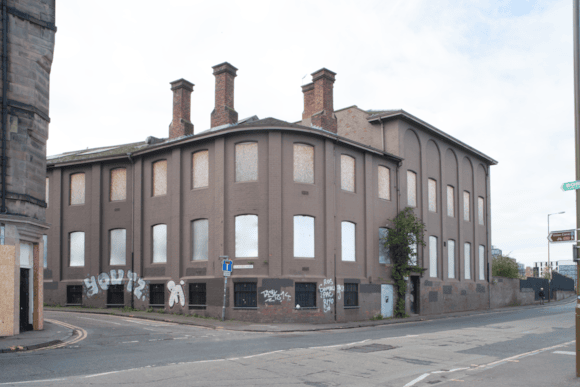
top-left (49, 0), bottom-right (576, 268)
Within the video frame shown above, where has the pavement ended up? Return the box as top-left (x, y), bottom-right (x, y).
top-left (1, 295), bottom-right (576, 354)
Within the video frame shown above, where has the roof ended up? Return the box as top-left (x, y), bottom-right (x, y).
top-left (47, 141), bottom-right (148, 165)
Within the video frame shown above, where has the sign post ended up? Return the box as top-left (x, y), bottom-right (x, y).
top-left (548, 230), bottom-right (576, 242)
top-left (573, 0), bottom-right (580, 375)
top-left (220, 256), bottom-right (232, 321)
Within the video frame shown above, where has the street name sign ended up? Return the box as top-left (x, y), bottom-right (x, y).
top-left (561, 180), bottom-right (580, 191)
top-left (222, 260), bottom-right (232, 277)
top-left (233, 265), bottom-right (254, 269)
top-left (548, 229), bottom-right (576, 242)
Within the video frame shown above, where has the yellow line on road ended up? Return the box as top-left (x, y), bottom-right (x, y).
top-left (32, 319), bottom-right (88, 351)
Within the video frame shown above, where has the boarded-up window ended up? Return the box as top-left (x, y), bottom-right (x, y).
top-left (235, 215), bottom-right (258, 257)
top-left (293, 144), bottom-right (314, 184)
top-left (379, 228), bottom-right (390, 264)
top-left (448, 240), bottom-right (455, 279)
top-left (464, 242), bottom-right (471, 279)
top-left (479, 245), bottom-right (485, 280)
top-left (20, 242), bottom-right (33, 267)
top-left (294, 216), bottom-right (315, 258)
top-left (193, 151), bottom-right (209, 188)
top-left (152, 224), bottom-right (167, 263)
top-left (235, 142), bottom-right (258, 182)
top-left (409, 233), bottom-right (417, 266)
top-left (70, 232), bottom-right (85, 267)
top-left (153, 161), bottom-right (167, 196)
top-left (43, 234), bottom-right (48, 268)
top-left (447, 186), bottom-right (454, 217)
top-left (46, 177), bottom-right (49, 207)
top-left (463, 191), bottom-right (470, 221)
top-left (192, 219), bottom-right (209, 261)
top-left (70, 173), bottom-right (85, 205)
top-left (428, 179), bottom-right (437, 212)
top-left (378, 166), bottom-right (390, 200)
top-left (110, 229), bottom-right (126, 266)
top-left (429, 236), bottom-right (437, 278)
top-left (341, 221), bottom-right (356, 261)
top-left (407, 171), bottom-right (417, 207)
top-left (478, 197), bottom-right (484, 225)
top-left (340, 155), bottom-right (355, 192)
top-left (110, 168), bottom-right (127, 201)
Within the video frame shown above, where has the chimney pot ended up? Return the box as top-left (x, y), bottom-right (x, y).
top-left (211, 62), bottom-right (238, 128)
top-left (169, 78), bottom-right (194, 139)
top-left (303, 68), bottom-right (337, 133)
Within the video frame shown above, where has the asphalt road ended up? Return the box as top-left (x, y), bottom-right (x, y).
top-left (0, 301), bottom-right (577, 386)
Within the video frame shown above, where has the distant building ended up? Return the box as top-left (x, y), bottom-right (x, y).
top-left (533, 260), bottom-right (559, 277)
top-left (556, 260), bottom-right (577, 289)
top-left (525, 266), bottom-right (533, 277)
top-left (517, 263), bottom-right (525, 278)
top-left (491, 246), bottom-right (502, 258)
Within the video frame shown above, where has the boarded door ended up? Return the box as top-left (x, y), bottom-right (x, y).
top-left (19, 269), bottom-right (32, 332)
top-left (381, 284), bottom-right (394, 318)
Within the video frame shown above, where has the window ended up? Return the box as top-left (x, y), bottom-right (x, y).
top-left (294, 216), bottom-right (314, 258)
top-left (45, 177), bottom-right (49, 207)
top-left (341, 221), bottom-right (356, 261)
top-left (189, 283), bottom-right (206, 309)
top-left (295, 283), bottom-right (316, 308)
top-left (110, 168), bottom-right (127, 201)
top-left (478, 197), bottom-right (484, 225)
top-left (464, 242), bottom-right (471, 279)
top-left (153, 160), bottom-right (167, 196)
top-left (294, 144), bottom-right (314, 184)
top-left (479, 245), bottom-right (485, 280)
top-left (152, 224), bottom-right (167, 263)
top-left (43, 234), bottom-right (48, 268)
top-left (340, 155), bottom-right (355, 192)
top-left (193, 150), bottom-right (209, 188)
top-left (67, 285), bottom-right (82, 305)
top-left (235, 142), bottom-right (258, 182)
top-left (234, 282), bottom-right (257, 308)
top-left (107, 285), bottom-right (124, 306)
top-left (235, 215), bottom-right (258, 257)
top-left (409, 234), bottom-right (418, 266)
top-left (378, 166), bottom-right (390, 200)
top-left (428, 179), bottom-right (437, 212)
top-left (69, 232), bottom-right (85, 267)
top-left (110, 229), bottom-right (126, 266)
top-left (70, 173), bottom-right (85, 205)
top-left (447, 186), bottom-right (454, 217)
top-left (463, 191), bottom-right (470, 221)
top-left (150, 284), bottom-right (165, 306)
top-left (344, 283), bottom-right (358, 307)
top-left (407, 171), bottom-right (417, 207)
top-left (379, 228), bottom-right (390, 264)
top-left (429, 236), bottom-right (437, 277)
top-left (448, 240), bottom-right (455, 279)
top-left (192, 219), bottom-right (209, 261)
top-left (19, 242), bottom-right (32, 267)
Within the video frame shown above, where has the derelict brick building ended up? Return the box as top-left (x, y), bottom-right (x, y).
top-left (43, 63), bottom-right (497, 322)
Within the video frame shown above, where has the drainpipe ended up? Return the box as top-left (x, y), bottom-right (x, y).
top-left (127, 153), bottom-right (135, 308)
top-left (1, 0), bottom-right (8, 214)
top-left (486, 165), bottom-right (491, 310)
top-left (333, 136), bottom-right (338, 322)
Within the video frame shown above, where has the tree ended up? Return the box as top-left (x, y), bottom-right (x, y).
top-left (491, 254), bottom-right (519, 279)
top-left (541, 266), bottom-right (552, 280)
top-left (381, 207), bottom-right (426, 318)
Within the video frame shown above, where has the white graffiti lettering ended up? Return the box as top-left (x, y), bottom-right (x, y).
top-left (97, 272), bottom-right (110, 290)
top-left (318, 279), bottom-right (343, 313)
top-left (261, 289), bottom-right (291, 303)
top-left (110, 269), bottom-right (124, 285)
top-left (167, 280), bottom-right (186, 308)
top-left (83, 270), bottom-right (149, 301)
top-left (83, 276), bottom-right (99, 297)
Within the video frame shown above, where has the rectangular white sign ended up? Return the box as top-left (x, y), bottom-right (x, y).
top-left (233, 265), bottom-right (254, 269)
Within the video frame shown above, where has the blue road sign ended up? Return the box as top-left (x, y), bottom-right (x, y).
top-left (222, 260), bottom-right (232, 272)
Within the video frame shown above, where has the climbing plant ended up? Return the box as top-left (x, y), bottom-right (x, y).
top-left (381, 207), bottom-right (426, 317)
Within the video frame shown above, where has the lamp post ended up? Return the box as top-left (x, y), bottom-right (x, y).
top-left (548, 211), bottom-right (565, 281)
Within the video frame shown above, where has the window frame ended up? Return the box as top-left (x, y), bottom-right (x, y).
top-left (463, 191), bottom-right (471, 222)
top-left (66, 285), bottom-right (83, 305)
top-left (293, 215), bottom-right (315, 258)
top-left (192, 150), bottom-right (209, 189)
top-left (341, 221), bottom-right (356, 262)
top-left (478, 196), bottom-right (485, 225)
top-left (235, 214), bottom-right (258, 258)
top-left (192, 219), bottom-right (209, 261)
top-left (110, 167), bottom-right (127, 202)
top-left (479, 245), bottom-right (485, 280)
top-left (340, 154), bottom-right (356, 192)
top-left (344, 283), bottom-right (359, 308)
top-left (152, 160), bottom-right (168, 197)
top-left (69, 231), bottom-right (85, 267)
top-left (293, 143), bottom-right (315, 184)
top-left (152, 224), bottom-right (167, 264)
top-left (379, 227), bottom-right (390, 264)
top-left (235, 142), bottom-right (258, 182)
top-left (69, 172), bottom-right (86, 205)
top-left (428, 178), bottom-right (437, 212)
top-left (447, 185), bottom-right (455, 218)
top-left (295, 282), bottom-right (317, 308)
top-left (447, 239), bottom-right (456, 279)
top-left (189, 283), bottom-right (207, 310)
top-left (106, 284), bottom-right (125, 307)
top-left (109, 228), bottom-right (127, 266)
top-left (429, 236), bottom-right (438, 278)
top-left (378, 165), bottom-right (391, 200)
top-left (234, 282), bottom-right (257, 308)
top-left (407, 170), bottom-right (417, 207)
top-left (464, 242), bottom-right (472, 280)
top-left (149, 283), bottom-right (165, 306)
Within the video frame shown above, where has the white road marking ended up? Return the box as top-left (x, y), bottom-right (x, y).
top-left (121, 341), bottom-right (139, 344)
top-left (75, 316), bottom-right (122, 325)
top-left (84, 370), bottom-right (121, 378)
top-left (243, 350), bottom-right (285, 359)
top-left (553, 351), bottom-right (575, 355)
top-left (0, 378), bottom-right (66, 385)
top-left (404, 373), bottom-right (430, 387)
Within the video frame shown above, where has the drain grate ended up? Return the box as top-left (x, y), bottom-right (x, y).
top-left (343, 344), bottom-right (398, 353)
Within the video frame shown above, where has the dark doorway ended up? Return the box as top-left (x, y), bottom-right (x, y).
top-left (410, 276), bottom-right (419, 314)
top-left (19, 269), bottom-right (33, 332)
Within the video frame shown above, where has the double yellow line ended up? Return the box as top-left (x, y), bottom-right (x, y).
top-left (34, 319), bottom-right (88, 351)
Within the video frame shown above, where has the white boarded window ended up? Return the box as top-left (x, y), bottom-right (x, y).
top-left (110, 168), bottom-right (127, 201)
top-left (294, 144), bottom-right (314, 184)
top-left (379, 228), bottom-right (390, 264)
top-left (409, 233), bottom-right (417, 266)
top-left (110, 229), bottom-right (126, 266)
top-left (428, 179), bottom-right (437, 212)
top-left (407, 171), bottom-right (417, 207)
top-left (153, 160), bottom-right (167, 196)
top-left (447, 186), bottom-right (454, 217)
top-left (235, 142), bottom-right (258, 182)
top-left (378, 166), bottom-right (390, 200)
top-left (45, 177), bottom-right (49, 207)
top-left (152, 224), bottom-right (167, 263)
top-left (235, 215), bottom-right (258, 257)
top-left (294, 216), bottom-right (315, 258)
top-left (43, 234), bottom-right (48, 268)
top-left (70, 232), bottom-right (85, 267)
top-left (193, 151), bottom-right (209, 188)
top-left (341, 221), bottom-right (356, 261)
top-left (341, 155), bottom-right (355, 192)
top-left (20, 242), bottom-right (33, 268)
top-left (448, 240), bottom-right (455, 279)
top-left (478, 197), bottom-right (484, 225)
top-left (464, 242), bottom-right (471, 279)
top-left (192, 219), bottom-right (209, 261)
top-left (70, 173), bottom-right (85, 205)
top-left (429, 236), bottom-right (437, 277)
top-left (479, 245), bottom-right (485, 280)
top-left (463, 191), bottom-right (470, 221)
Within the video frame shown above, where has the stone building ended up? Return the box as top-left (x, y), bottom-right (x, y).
top-left (0, 0), bottom-right (56, 336)
top-left (43, 62), bottom-right (496, 322)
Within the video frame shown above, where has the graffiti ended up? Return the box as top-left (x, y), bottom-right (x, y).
top-left (318, 279), bottom-right (345, 313)
top-left (83, 269), bottom-right (148, 301)
top-left (167, 280), bottom-right (186, 308)
top-left (127, 270), bottom-right (147, 300)
top-left (261, 289), bottom-right (291, 303)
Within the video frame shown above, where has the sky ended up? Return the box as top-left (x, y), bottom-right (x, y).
top-left (49, 0), bottom-right (576, 268)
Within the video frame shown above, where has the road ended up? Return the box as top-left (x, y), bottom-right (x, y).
top-left (0, 301), bottom-right (577, 386)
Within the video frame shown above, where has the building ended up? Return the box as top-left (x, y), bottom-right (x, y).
top-left (517, 263), bottom-right (525, 278)
top-left (0, 1), bottom-right (56, 336)
top-left (555, 260), bottom-right (577, 289)
top-left (525, 266), bottom-right (533, 277)
top-left (533, 261), bottom-right (559, 277)
top-left (491, 246), bottom-right (502, 258)
top-left (43, 63), bottom-right (497, 323)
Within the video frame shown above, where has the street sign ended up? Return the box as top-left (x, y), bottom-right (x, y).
top-left (233, 265), bottom-right (253, 269)
top-left (561, 180), bottom-right (580, 191)
top-left (223, 271), bottom-right (231, 277)
top-left (222, 260), bottom-right (232, 272)
top-left (548, 229), bottom-right (576, 242)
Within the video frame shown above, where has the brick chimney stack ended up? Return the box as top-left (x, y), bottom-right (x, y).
top-left (302, 68), bottom-right (337, 133)
top-left (169, 79), bottom-right (194, 139)
top-left (211, 62), bottom-right (238, 128)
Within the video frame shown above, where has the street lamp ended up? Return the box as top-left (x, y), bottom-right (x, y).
top-left (547, 211), bottom-right (565, 281)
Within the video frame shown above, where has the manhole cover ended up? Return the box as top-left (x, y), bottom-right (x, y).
top-left (343, 344), bottom-right (397, 353)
